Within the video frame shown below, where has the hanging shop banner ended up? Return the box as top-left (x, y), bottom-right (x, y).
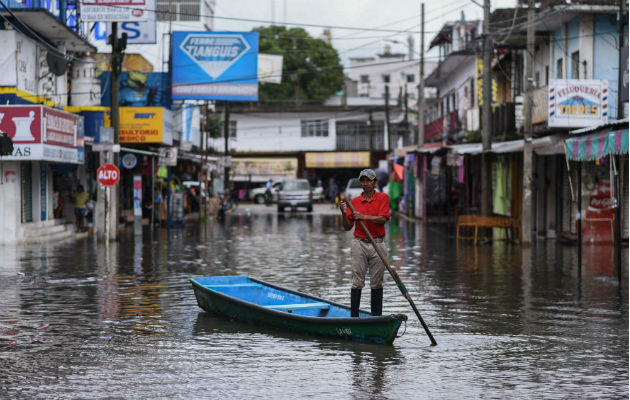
top-left (304, 152), bottom-right (370, 168)
top-left (171, 31), bottom-right (259, 101)
top-left (258, 54), bottom-right (283, 84)
top-left (133, 175), bottom-right (143, 216)
top-left (178, 105), bottom-right (201, 148)
top-left (475, 58), bottom-right (497, 106)
top-left (80, 0), bottom-right (148, 22)
top-left (119, 107), bottom-right (173, 145)
top-left (0, 105), bottom-right (81, 163)
top-left (232, 157), bottom-right (297, 182)
top-left (159, 147), bottom-right (178, 166)
top-left (548, 79), bottom-right (608, 128)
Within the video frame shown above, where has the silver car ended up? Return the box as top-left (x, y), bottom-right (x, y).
top-left (277, 179), bottom-right (313, 212)
top-left (250, 182), bottom-right (280, 204)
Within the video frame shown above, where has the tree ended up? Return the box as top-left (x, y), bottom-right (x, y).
top-left (254, 26), bottom-right (345, 104)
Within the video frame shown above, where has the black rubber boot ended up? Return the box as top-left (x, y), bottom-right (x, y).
top-left (350, 288), bottom-right (362, 317)
top-left (371, 288), bottom-right (383, 316)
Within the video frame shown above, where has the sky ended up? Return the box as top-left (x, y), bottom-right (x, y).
top-left (213, 0), bottom-right (518, 65)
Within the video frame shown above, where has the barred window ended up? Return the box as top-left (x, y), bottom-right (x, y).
top-left (222, 120), bottom-right (237, 138)
top-left (301, 119), bottom-right (329, 137)
top-left (156, 0), bottom-right (200, 21)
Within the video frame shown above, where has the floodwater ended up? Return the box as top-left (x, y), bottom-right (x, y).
top-left (1, 208), bottom-right (628, 399)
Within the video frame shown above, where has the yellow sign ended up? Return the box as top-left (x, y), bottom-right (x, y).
top-left (232, 157), bottom-right (297, 179)
top-left (305, 152), bottom-right (370, 168)
top-left (119, 107), bottom-right (173, 145)
top-left (476, 58), bottom-right (497, 106)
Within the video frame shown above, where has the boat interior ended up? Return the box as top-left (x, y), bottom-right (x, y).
top-left (193, 276), bottom-right (371, 318)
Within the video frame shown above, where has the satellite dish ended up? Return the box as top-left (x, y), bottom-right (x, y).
top-left (46, 51), bottom-right (68, 76)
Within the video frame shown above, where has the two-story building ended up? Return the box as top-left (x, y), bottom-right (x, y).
top-left (413, 1), bottom-right (627, 243)
top-left (0, 2), bottom-right (96, 244)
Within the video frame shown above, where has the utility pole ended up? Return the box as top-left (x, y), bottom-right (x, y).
top-left (418, 3), bottom-right (425, 148)
top-left (522, 0), bottom-right (535, 244)
top-left (223, 103), bottom-right (230, 194)
top-left (110, 22), bottom-right (124, 241)
top-left (385, 85), bottom-right (391, 154)
top-left (614, 0), bottom-right (626, 281)
top-left (481, 0), bottom-right (492, 216)
top-left (417, 2), bottom-right (425, 219)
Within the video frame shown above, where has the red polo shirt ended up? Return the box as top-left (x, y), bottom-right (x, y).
top-left (346, 191), bottom-right (390, 238)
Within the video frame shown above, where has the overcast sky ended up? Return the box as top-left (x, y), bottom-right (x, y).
top-left (214, 0), bottom-right (518, 64)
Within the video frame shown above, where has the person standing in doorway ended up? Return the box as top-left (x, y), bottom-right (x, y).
top-left (73, 184), bottom-right (89, 232)
top-left (339, 169), bottom-right (390, 317)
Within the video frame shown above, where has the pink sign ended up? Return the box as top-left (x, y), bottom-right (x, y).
top-left (0, 105), bottom-right (78, 148)
top-left (0, 106), bottom-right (43, 144)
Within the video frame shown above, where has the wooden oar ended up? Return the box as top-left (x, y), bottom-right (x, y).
top-left (345, 201), bottom-right (437, 346)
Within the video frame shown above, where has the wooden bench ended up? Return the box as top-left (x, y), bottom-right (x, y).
top-left (265, 302), bottom-right (330, 312)
top-left (456, 215), bottom-right (521, 245)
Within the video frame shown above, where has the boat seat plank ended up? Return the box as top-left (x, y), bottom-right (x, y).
top-left (204, 283), bottom-right (260, 288)
top-left (265, 302), bottom-right (330, 311)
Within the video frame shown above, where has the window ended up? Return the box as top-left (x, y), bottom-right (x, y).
top-left (222, 120), bottom-right (237, 138)
top-left (360, 75), bottom-right (369, 84)
top-left (470, 79), bottom-right (475, 107)
top-left (382, 74), bottom-right (390, 83)
top-left (157, 0), bottom-right (201, 21)
top-left (571, 51), bottom-right (579, 79)
top-left (556, 58), bottom-right (563, 79)
top-left (406, 74), bottom-right (415, 83)
top-left (535, 71), bottom-right (540, 88)
top-left (545, 65), bottom-right (549, 85)
top-left (301, 119), bottom-right (329, 137)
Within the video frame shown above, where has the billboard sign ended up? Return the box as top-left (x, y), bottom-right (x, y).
top-left (120, 107), bottom-right (173, 145)
top-left (104, 0), bottom-right (156, 43)
top-left (81, 0), bottom-right (147, 22)
top-left (549, 79), bottom-right (608, 128)
top-left (171, 31), bottom-right (259, 101)
top-left (0, 105), bottom-right (81, 163)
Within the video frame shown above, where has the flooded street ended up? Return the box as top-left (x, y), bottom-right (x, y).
top-left (1, 206), bottom-right (628, 399)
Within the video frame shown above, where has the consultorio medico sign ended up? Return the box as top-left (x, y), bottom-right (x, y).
top-left (548, 79), bottom-right (609, 128)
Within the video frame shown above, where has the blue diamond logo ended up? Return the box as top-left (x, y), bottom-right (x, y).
top-left (180, 34), bottom-right (250, 80)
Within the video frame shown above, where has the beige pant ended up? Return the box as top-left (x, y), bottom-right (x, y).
top-left (351, 238), bottom-right (386, 289)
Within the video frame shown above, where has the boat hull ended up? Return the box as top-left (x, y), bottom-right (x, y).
top-left (191, 276), bottom-right (406, 344)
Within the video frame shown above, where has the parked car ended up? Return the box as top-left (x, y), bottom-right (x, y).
top-left (343, 178), bottom-right (363, 200)
top-left (250, 182), bottom-right (280, 204)
top-left (277, 179), bottom-right (313, 212)
top-left (343, 178), bottom-right (380, 200)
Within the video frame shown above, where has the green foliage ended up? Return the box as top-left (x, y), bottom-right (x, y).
top-left (207, 115), bottom-right (223, 139)
top-left (253, 26), bottom-right (345, 104)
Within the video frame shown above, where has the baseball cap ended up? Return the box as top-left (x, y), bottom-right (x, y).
top-left (359, 169), bottom-right (376, 180)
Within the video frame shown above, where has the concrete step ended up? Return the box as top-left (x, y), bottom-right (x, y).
top-left (22, 221), bottom-right (88, 244)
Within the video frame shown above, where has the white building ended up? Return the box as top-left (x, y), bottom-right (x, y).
top-left (346, 43), bottom-right (437, 106)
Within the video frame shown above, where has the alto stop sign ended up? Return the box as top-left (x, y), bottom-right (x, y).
top-left (97, 163), bottom-right (120, 186)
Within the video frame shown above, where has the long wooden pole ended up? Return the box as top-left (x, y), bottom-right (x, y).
top-left (345, 201), bottom-right (437, 346)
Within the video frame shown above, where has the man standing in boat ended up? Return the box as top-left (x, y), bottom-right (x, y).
top-left (339, 169), bottom-right (390, 317)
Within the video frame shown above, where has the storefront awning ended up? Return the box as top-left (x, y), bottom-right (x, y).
top-left (565, 128), bottom-right (629, 161)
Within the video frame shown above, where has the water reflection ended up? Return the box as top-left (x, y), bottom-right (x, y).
top-left (0, 211), bottom-right (627, 399)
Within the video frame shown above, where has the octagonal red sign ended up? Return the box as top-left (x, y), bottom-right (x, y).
top-left (97, 163), bottom-right (120, 186)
